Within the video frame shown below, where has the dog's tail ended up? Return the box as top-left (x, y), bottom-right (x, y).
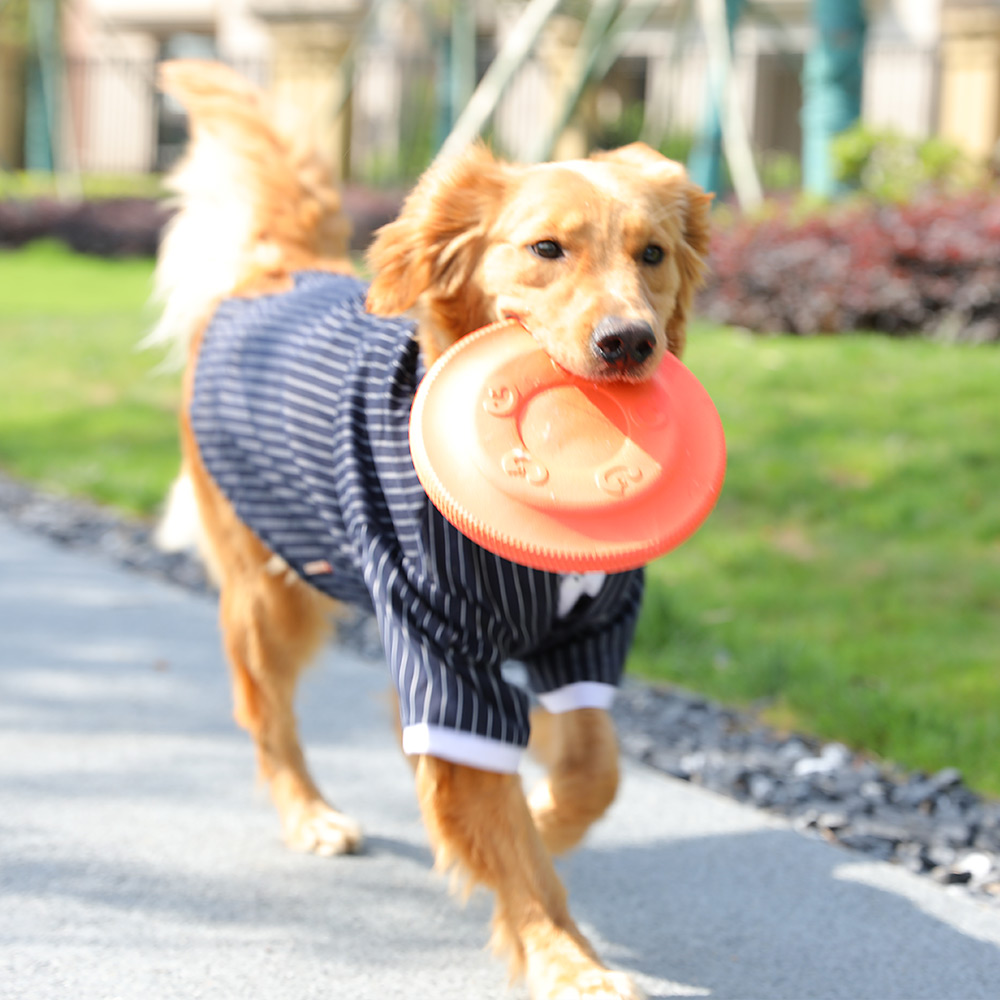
top-left (145, 59), bottom-right (351, 363)
top-left (147, 60), bottom-right (349, 560)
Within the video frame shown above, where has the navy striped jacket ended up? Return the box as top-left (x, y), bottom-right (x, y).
top-left (191, 272), bottom-right (643, 772)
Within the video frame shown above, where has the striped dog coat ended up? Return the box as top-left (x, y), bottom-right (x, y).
top-left (191, 272), bottom-right (643, 773)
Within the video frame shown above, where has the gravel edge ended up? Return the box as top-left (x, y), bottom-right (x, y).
top-left (2, 471), bottom-right (998, 905)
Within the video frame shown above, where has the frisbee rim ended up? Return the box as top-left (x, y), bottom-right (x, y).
top-left (409, 320), bottom-right (726, 573)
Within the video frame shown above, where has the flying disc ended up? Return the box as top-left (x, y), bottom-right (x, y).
top-left (409, 320), bottom-right (726, 573)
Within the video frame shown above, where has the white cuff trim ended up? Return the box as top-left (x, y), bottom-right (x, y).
top-left (536, 681), bottom-right (617, 715)
top-left (401, 723), bottom-right (523, 774)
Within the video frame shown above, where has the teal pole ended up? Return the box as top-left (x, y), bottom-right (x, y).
top-left (434, 28), bottom-right (453, 150)
top-left (688, 0), bottom-right (744, 195)
top-left (450, 1), bottom-right (476, 128)
top-left (801, 0), bottom-right (867, 197)
top-left (433, 3), bottom-right (476, 150)
top-left (24, 0), bottom-right (60, 172)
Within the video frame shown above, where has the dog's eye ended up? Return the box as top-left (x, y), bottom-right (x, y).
top-left (641, 244), bottom-right (665, 265)
top-left (530, 239), bottom-right (564, 260)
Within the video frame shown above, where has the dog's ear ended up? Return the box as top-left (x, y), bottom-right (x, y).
top-left (592, 143), bottom-right (713, 355)
top-left (366, 145), bottom-right (510, 317)
top-left (666, 179), bottom-right (713, 355)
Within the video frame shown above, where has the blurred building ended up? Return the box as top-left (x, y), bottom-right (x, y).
top-left (11, 0), bottom-right (1000, 181)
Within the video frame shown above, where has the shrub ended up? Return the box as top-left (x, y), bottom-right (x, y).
top-left (698, 191), bottom-right (1000, 342)
top-left (0, 197), bottom-right (169, 255)
top-left (0, 171), bottom-right (166, 201)
top-left (831, 124), bottom-right (976, 203)
top-left (340, 184), bottom-right (404, 252)
top-left (0, 188), bottom-right (403, 257)
top-left (54, 198), bottom-right (173, 257)
top-left (0, 198), bottom-right (70, 247)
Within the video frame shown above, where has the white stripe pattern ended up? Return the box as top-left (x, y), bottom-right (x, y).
top-left (191, 272), bottom-right (644, 773)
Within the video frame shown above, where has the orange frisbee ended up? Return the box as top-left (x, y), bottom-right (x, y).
top-left (409, 320), bottom-right (726, 573)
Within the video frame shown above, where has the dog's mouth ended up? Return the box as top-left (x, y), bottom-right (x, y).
top-left (501, 311), bottom-right (659, 384)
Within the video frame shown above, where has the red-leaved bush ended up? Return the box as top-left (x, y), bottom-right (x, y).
top-left (0, 198), bottom-right (171, 256)
top-left (0, 187), bottom-right (403, 257)
top-left (698, 191), bottom-right (1000, 342)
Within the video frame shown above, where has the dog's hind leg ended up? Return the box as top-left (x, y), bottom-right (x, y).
top-left (216, 553), bottom-right (363, 856)
top-left (183, 421), bottom-right (362, 856)
top-left (416, 757), bottom-right (642, 1000)
top-left (527, 708), bottom-right (620, 857)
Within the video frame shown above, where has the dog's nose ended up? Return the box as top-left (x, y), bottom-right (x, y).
top-left (591, 317), bottom-right (657, 373)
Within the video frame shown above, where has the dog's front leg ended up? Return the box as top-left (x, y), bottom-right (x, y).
top-left (527, 707), bottom-right (620, 857)
top-left (415, 756), bottom-right (644, 1000)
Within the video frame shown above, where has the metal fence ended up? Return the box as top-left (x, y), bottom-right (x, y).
top-left (2, 36), bottom-right (943, 187)
top-left (6, 50), bottom-right (448, 183)
top-left (4, 46), bottom-right (659, 185)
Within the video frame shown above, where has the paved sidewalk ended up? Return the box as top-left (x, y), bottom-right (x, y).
top-left (2, 516), bottom-right (999, 1000)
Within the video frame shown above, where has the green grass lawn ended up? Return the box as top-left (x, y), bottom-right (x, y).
top-left (639, 328), bottom-right (1000, 795)
top-left (0, 171), bottom-right (167, 201)
top-left (0, 241), bottom-right (179, 512)
top-left (1, 240), bottom-right (998, 795)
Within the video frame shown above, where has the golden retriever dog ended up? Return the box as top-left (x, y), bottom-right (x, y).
top-left (153, 59), bottom-right (711, 1000)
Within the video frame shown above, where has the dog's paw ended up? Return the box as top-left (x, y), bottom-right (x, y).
top-left (282, 800), bottom-right (364, 857)
top-left (529, 954), bottom-right (646, 1000)
top-left (548, 969), bottom-right (646, 1000)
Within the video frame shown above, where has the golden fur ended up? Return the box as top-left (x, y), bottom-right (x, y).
top-left (158, 59), bottom-right (710, 1000)
top-left (366, 141), bottom-right (711, 374)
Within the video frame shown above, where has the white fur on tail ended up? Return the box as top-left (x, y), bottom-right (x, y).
top-left (145, 121), bottom-right (258, 557)
top-left (142, 131), bottom-right (257, 367)
top-left (145, 61), bottom-right (348, 557)
top-left (153, 469), bottom-right (202, 553)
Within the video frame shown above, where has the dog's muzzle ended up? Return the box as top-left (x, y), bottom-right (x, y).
top-left (591, 317), bottom-right (656, 374)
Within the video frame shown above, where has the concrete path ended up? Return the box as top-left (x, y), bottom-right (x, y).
top-left (2, 516), bottom-right (999, 1000)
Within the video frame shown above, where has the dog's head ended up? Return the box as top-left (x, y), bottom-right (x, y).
top-left (366, 142), bottom-right (711, 380)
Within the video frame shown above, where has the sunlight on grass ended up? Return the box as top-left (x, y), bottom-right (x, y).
top-left (635, 324), bottom-right (1000, 794)
top-left (0, 242), bottom-right (177, 513)
top-left (0, 239), bottom-right (158, 317)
